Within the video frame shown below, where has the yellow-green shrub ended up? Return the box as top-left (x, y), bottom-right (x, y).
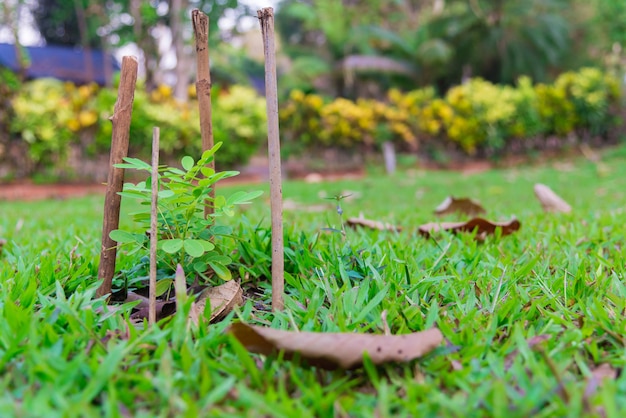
top-left (279, 67), bottom-right (623, 156)
top-left (9, 79), bottom-right (267, 175)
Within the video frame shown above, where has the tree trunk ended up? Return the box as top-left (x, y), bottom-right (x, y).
top-left (170, 0), bottom-right (190, 102)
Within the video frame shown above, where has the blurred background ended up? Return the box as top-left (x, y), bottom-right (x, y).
top-left (0, 0), bottom-right (625, 181)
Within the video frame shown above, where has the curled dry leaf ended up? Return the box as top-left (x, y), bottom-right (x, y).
top-left (190, 280), bottom-right (243, 324)
top-left (0, 238), bottom-right (5, 255)
top-left (418, 217), bottom-right (520, 239)
top-left (504, 334), bottom-right (551, 370)
top-left (346, 217), bottom-right (402, 232)
top-left (434, 196), bottom-right (486, 216)
top-left (227, 322), bottom-right (443, 369)
top-left (584, 363), bottom-right (619, 400)
top-left (534, 184), bottom-right (572, 213)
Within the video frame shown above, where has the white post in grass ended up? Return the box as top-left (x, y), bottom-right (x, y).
top-left (149, 127), bottom-right (160, 325)
top-left (257, 7), bottom-right (284, 312)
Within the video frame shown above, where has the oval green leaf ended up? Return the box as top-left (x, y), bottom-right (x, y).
top-left (183, 239), bottom-right (205, 258)
top-left (109, 229), bottom-right (138, 244)
top-left (209, 262), bottom-right (232, 281)
top-left (162, 239), bottom-right (183, 254)
top-left (155, 278), bottom-right (173, 297)
top-left (181, 156), bottom-right (194, 171)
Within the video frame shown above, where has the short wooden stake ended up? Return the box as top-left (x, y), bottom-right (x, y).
top-left (257, 7), bottom-right (284, 311)
top-left (149, 127), bottom-right (160, 325)
top-left (192, 9), bottom-right (215, 218)
top-left (96, 56), bottom-right (138, 298)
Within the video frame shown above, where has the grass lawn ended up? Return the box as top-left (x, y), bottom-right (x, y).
top-left (1, 147), bottom-right (626, 417)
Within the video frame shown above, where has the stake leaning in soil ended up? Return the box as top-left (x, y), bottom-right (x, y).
top-left (192, 9), bottom-right (215, 218)
top-left (96, 56), bottom-right (138, 298)
top-left (149, 127), bottom-right (160, 325)
top-left (258, 7), bottom-right (284, 311)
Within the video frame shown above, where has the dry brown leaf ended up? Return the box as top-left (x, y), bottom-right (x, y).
top-left (227, 322), bottom-right (443, 369)
top-left (130, 300), bottom-right (176, 322)
top-left (346, 217), bottom-right (402, 232)
top-left (190, 280), bottom-right (243, 324)
top-left (504, 334), bottom-right (551, 370)
top-left (434, 196), bottom-right (486, 216)
top-left (418, 217), bottom-right (521, 239)
top-left (534, 184), bottom-right (572, 213)
top-left (584, 363), bottom-right (618, 400)
top-left (0, 238), bottom-right (6, 255)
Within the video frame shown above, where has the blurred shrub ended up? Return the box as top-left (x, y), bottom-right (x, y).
top-left (9, 79), bottom-right (266, 175)
top-left (280, 67), bottom-right (623, 157)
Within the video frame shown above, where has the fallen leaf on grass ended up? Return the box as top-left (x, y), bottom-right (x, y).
top-left (190, 280), bottom-right (243, 324)
top-left (534, 184), bottom-right (572, 213)
top-left (0, 238), bottom-right (6, 254)
top-left (584, 363), bottom-right (619, 403)
top-left (129, 299), bottom-right (176, 322)
top-left (504, 334), bottom-right (551, 369)
top-left (227, 322), bottom-right (443, 369)
top-left (346, 217), bottom-right (402, 232)
top-left (418, 217), bottom-right (521, 239)
top-left (434, 196), bottom-right (486, 216)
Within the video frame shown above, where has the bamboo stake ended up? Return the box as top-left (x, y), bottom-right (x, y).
top-left (149, 127), bottom-right (160, 325)
top-left (96, 56), bottom-right (138, 298)
top-left (257, 8), bottom-right (284, 311)
top-left (192, 9), bottom-right (215, 218)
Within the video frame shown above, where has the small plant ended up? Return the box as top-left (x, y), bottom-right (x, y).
top-left (109, 142), bottom-right (262, 289)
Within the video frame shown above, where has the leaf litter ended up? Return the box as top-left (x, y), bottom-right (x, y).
top-left (534, 183), bottom-right (572, 213)
top-left (227, 322), bottom-right (443, 369)
top-left (434, 196), bottom-right (486, 216)
top-left (127, 265), bottom-right (243, 324)
top-left (417, 217), bottom-right (521, 239)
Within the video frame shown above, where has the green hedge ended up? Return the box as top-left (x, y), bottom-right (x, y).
top-left (280, 67), bottom-right (623, 157)
top-left (8, 79), bottom-right (267, 176)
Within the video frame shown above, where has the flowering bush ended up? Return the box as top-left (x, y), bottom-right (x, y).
top-left (280, 67), bottom-right (623, 157)
top-left (8, 79), bottom-right (267, 176)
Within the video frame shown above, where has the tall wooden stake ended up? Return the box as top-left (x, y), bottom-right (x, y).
top-left (192, 9), bottom-right (215, 218)
top-left (149, 127), bottom-right (160, 325)
top-left (258, 8), bottom-right (284, 311)
top-left (96, 56), bottom-right (138, 298)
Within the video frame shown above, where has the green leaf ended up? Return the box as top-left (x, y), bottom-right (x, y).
top-left (181, 156), bottom-right (194, 171)
top-left (205, 254), bottom-right (231, 265)
top-left (183, 239), bottom-right (205, 258)
top-left (200, 166), bottom-right (215, 177)
top-left (199, 240), bottom-right (215, 252)
top-left (193, 261), bottom-right (208, 273)
top-left (210, 225), bottom-right (232, 236)
top-left (200, 142), bottom-right (223, 161)
top-left (118, 191), bottom-right (149, 200)
top-left (114, 157), bottom-right (152, 171)
top-left (214, 195), bottom-right (227, 209)
top-left (226, 190), bottom-right (264, 206)
top-left (157, 190), bottom-right (175, 198)
top-left (155, 278), bottom-right (173, 297)
top-left (162, 239), bottom-right (183, 254)
top-left (109, 230), bottom-right (138, 244)
top-left (209, 262), bottom-right (232, 281)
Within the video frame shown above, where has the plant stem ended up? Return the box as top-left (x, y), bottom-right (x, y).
top-left (258, 7), bottom-right (284, 312)
top-left (149, 127), bottom-right (160, 325)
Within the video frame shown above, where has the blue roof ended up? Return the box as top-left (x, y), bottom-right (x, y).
top-left (0, 43), bottom-right (119, 85)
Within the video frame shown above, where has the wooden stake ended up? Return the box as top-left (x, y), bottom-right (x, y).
top-left (96, 56), bottom-right (138, 298)
top-left (257, 8), bottom-right (284, 311)
top-left (149, 127), bottom-right (160, 325)
top-left (192, 9), bottom-right (215, 218)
